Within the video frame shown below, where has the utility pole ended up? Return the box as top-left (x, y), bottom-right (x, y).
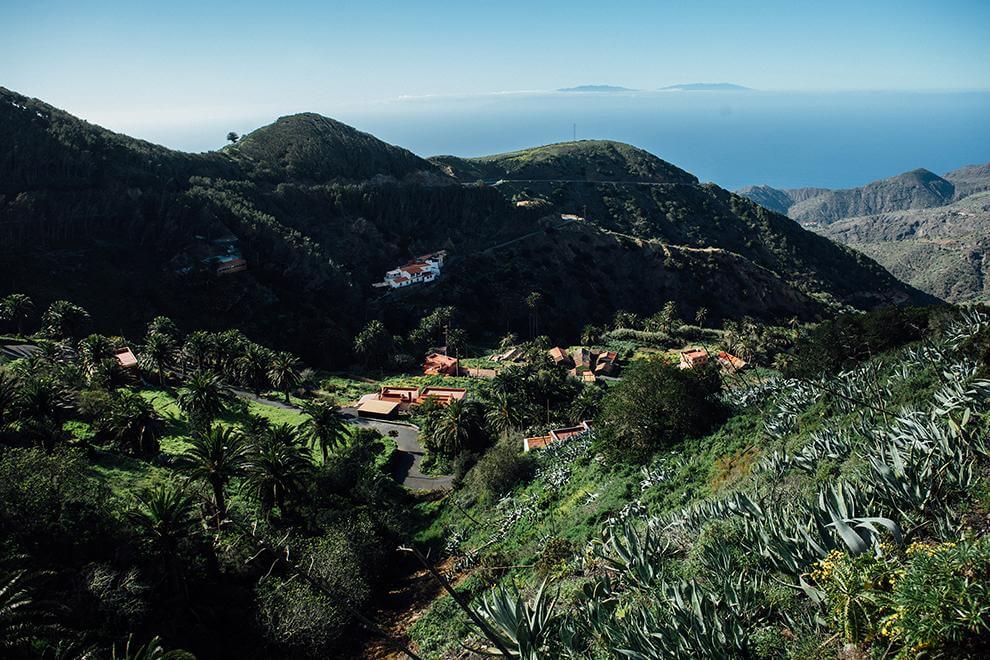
top-left (573, 122), bottom-right (576, 141)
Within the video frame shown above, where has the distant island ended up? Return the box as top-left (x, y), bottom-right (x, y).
top-left (659, 82), bottom-right (752, 91)
top-left (557, 84), bottom-right (638, 93)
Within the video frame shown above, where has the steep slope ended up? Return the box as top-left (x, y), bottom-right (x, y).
top-left (738, 163), bottom-right (990, 224)
top-left (945, 162), bottom-right (990, 199)
top-left (817, 192), bottom-right (990, 303)
top-left (734, 184), bottom-right (827, 215)
top-left (430, 140), bottom-right (698, 185)
top-left (228, 112), bottom-right (442, 184)
top-left (787, 169), bottom-right (955, 225)
top-left (0, 87), bottom-right (933, 367)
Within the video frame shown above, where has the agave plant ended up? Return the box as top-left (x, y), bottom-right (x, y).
top-left (473, 578), bottom-right (559, 659)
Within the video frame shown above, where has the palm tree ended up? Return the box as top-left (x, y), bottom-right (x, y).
top-left (177, 426), bottom-right (250, 523)
top-left (176, 371), bottom-right (230, 431)
top-left (98, 392), bottom-right (164, 456)
top-left (78, 334), bottom-right (116, 377)
top-left (526, 292), bottom-right (543, 338)
top-left (694, 307), bottom-right (709, 329)
top-left (41, 300), bottom-right (90, 339)
top-left (426, 399), bottom-right (484, 457)
top-left (0, 294), bottom-right (34, 336)
top-left (111, 634), bottom-right (191, 660)
top-left (180, 331), bottom-right (211, 372)
top-left (267, 351), bottom-right (300, 403)
top-left (129, 485), bottom-right (196, 597)
top-left (0, 561), bottom-right (56, 654)
top-left (146, 315), bottom-right (179, 342)
top-left (236, 343), bottom-right (273, 396)
top-left (300, 399), bottom-right (348, 463)
top-left (485, 387), bottom-right (526, 440)
top-left (245, 424), bottom-right (312, 518)
top-left (143, 332), bottom-right (177, 386)
top-left (353, 320), bottom-right (393, 369)
top-left (0, 370), bottom-right (17, 430)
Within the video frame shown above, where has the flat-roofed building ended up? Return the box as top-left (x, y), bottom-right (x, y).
top-left (356, 399), bottom-right (400, 420)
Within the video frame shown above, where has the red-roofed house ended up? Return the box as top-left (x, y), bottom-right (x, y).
top-left (417, 386), bottom-right (467, 406)
top-left (523, 420), bottom-right (593, 452)
top-left (423, 352), bottom-right (460, 376)
top-left (548, 346), bottom-right (574, 367)
top-left (114, 347), bottom-right (139, 370)
top-left (679, 348), bottom-right (709, 370)
top-left (717, 351), bottom-right (748, 373)
top-left (380, 386), bottom-right (420, 410)
top-left (594, 351), bottom-right (619, 376)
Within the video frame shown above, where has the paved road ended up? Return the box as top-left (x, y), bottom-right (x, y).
top-left (341, 408), bottom-right (454, 491)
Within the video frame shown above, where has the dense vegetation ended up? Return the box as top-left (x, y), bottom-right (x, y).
top-left (408, 306), bottom-right (990, 658)
top-left (2, 86), bottom-right (930, 370)
top-left (0, 296), bottom-right (410, 658)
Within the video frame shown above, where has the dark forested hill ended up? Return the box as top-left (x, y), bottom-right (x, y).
top-left (227, 113), bottom-right (444, 184)
top-left (430, 140), bottom-right (699, 184)
top-left (0, 87), bottom-right (933, 366)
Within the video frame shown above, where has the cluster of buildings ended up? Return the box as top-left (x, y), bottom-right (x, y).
top-left (171, 234), bottom-right (248, 277)
top-left (377, 250), bottom-right (447, 289)
top-left (356, 384), bottom-right (468, 419)
top-left (678, 348), bottom-right (748, 373)
top-left (549, 346), bottom-right (620, 382)
top-left (524, 420), bottom-right (593, 452)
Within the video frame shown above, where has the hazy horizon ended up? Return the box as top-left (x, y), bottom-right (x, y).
top-left (4, 0), bottom-right (988, 189)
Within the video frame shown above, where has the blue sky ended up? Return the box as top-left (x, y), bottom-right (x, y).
top-left (2, 0), bottom-right (989, 170)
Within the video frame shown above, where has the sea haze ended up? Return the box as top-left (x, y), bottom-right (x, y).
top-left (131, 90), bottom-right (990, 190)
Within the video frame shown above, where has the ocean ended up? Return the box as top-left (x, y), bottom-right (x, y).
top-left (335, 90), bottom-right (990, 190)
top-left (135, 90), bottom-right (990, 191)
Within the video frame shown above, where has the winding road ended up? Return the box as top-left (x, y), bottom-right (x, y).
top-left (232, 387), bottom-right (453, 491)
top-left (340, 407), bottom-right (454, 491)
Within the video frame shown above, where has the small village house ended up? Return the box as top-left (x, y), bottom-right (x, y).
top-left (679, 348), bottom-right (709, 370)
top-left (417, 386), bottom-right (467, 405)
top-left (423, 352), bottom-right (460, 376)
top-left (548, 346), bottom-right (574, 367)
top-left (524, 420), bottom-right (593, 452)
top-left (380, 250), bottom-right (447, 289)
top-left (717, 351), bottom-right (748, 373)
top-left (114, 346), bottom-right (139, 370)
top-left (356, 399), bottom-right (399, 420)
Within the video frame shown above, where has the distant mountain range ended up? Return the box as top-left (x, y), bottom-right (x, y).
top-left (0, 86), bottom-right (931, 366)
top-left (557, 85), bottom-right (637, 93)
top-left (738, 164), bottom-right (990, 302)
top-left (558, 82), bottom-right (751, 93)
top-left (659, 83), bottom-right (751, 91)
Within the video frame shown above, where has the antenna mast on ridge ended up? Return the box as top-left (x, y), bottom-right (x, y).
top-left (572, 123), bottom-right (576, 141)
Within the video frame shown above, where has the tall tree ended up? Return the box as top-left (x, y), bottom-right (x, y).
top-left (177, 426), bottom-right (250, 523)
top-left (143, 332), bottom-right (177, 386)
top-left (0, 294), bottom-right (34, 336)
top-left (353, 320), bottom-right (393, 369)
top-left (525, 292), bottom-right (544, 339)
top-left (129, 485), bottom-right (196, 598)
top-left (96, 392), bottom-right (164, 456)
top-left (299, 399), bottom-right (348, 463)
top-left (245, 424), bottom-right (312, 518)
top-left (78, 334), bottom-right (116, 378)
top-left (176, 371), bottom-right (231, 431)
top-left (237, 343), bottom-right (273, 397)
top-left (425, 399), bottom-right (486, 457)
top-left (41, 300), bottom-right (90, 339)
top-left (268, 351), bottom-right (300, 403)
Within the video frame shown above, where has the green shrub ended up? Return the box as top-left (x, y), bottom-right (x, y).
top-left (595, 358), bottom-right (726, 464)
top-left (466, 441), bottom-right (534, 500)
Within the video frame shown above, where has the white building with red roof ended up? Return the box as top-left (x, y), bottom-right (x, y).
top-left (381, 250), bottom-right (447, 289)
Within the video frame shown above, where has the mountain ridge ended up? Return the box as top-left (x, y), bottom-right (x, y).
top-left (0, 86), bottom-right (933, 366)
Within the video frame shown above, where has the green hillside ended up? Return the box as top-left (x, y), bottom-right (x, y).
top-left (431, 140), bottom-right (698, 184)
top-left (1, 87), bottom-right (933, 370)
